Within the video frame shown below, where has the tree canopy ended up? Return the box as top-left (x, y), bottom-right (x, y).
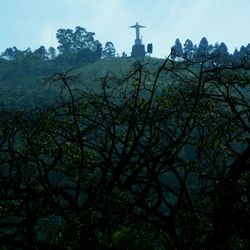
top-left (170, 37), bottom-right (250, 67)
top-left (2, 28), bottom-right (250, 248)
top-left (0, 26), bottom-right (117, 68)
top-left (103, 42), bottom-right (116, 58)
top-left (1, 54), bottom-right (250, 249)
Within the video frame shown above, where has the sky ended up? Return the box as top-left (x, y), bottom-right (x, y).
top-left (1, 0), bottom-right (250, 58)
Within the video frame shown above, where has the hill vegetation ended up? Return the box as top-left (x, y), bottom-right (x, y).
top-left (0, 57), bottom-right (137, 109)
top-left (1, 27), bottom-right (250, 249)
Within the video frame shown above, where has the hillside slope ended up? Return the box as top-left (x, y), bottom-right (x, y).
top-left (0, 57), bottom-right (137, 109)
top-left (0, 57), bottom-right (165, 109)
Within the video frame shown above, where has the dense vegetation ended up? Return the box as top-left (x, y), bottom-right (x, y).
top-left (1, 26), bottom-right (250, 111)
top-left (171, 37), bottom-right (250, 65)
top-left (0, 26), bottom-right (119, 110)
top-left (1, 51), bottom-right (250, 249)
top-left (1, 27), bottom-right (250, 249)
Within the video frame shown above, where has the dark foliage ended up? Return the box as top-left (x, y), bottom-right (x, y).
top-left (103, 42), bottom-right (116, 58)
top-left (171, 37), bottom-right (250, 67)
top-left (1, 55), bottom-right (250, 249)
top-left (0, 26), bottom-right (116, 69)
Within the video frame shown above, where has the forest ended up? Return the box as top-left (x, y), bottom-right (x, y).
top-left (1, 26), bottom-right (250, 249)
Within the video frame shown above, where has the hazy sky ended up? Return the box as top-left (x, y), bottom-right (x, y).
top-left (1, 0), bottom-right (250, 58)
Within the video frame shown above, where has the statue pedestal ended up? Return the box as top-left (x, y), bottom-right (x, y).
top-left (131, 44), bottom-right (146, 57)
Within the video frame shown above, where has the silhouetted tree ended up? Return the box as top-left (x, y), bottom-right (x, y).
top-left (56, 28), bottom-right (74, 54)
top-left (34, 46), bottom-right (49, 60)
top-left (183, 39), bottom-right (194, 59)
top-left (122, 52), bottom-right (127, 58)
top-left (56, 26), bottom-right (102, 64)
top-left (171, 38), bottom-right (183, 59)
top-left (48, 46), bottom-right (57, 60)
top-left (0, 47), bottom-right (25, 60)
top-left (1, 47), bottom-right (16, 60)
top-left (103, 42), bottom-right (116, 58)
top-left (197, 37), bottom-right (209, 59)
top-left (212, 42), bottom-right (230, 66)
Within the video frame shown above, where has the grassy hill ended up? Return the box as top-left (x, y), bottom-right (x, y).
top-left (76, 57), bottom-right (136, 78)
top-left (73, 57), bottom-right (137, 91)
top-left (0, 57), bottom-right (134, 109)
top-left (0, 57), bottom-right (164, 109)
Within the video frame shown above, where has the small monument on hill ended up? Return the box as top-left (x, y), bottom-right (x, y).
top-left (129, 22), bottom-right (153, 57)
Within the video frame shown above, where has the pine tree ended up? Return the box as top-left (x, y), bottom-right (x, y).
top-left (183, 39), bottom-right (194, 59)
top-left (103, 42), bottom-right (116, 58)
top-left (171, 38), bottom-right (183, 59)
